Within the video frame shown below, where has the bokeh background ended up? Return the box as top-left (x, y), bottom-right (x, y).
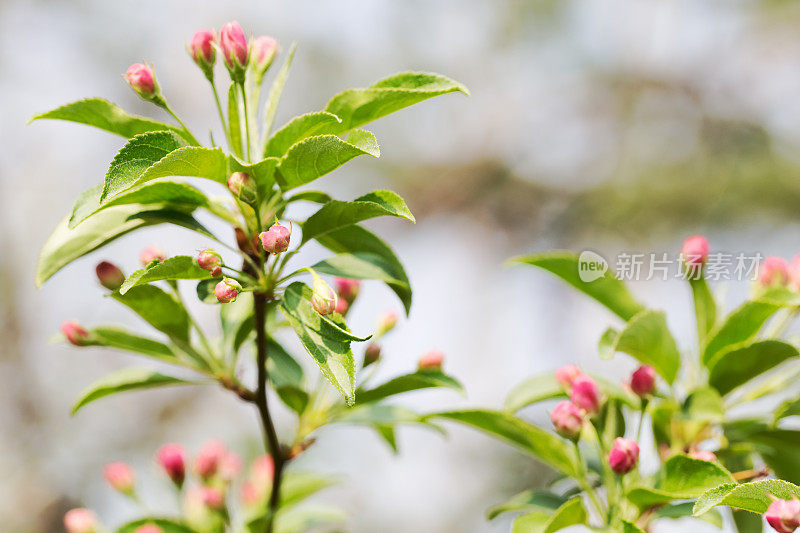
top-left (3, 0), bottom-right (800, 531)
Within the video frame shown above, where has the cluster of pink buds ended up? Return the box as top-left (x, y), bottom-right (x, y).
top-left (186, 22), bottom-right (278, 85)
top-left (103, 461), bottom-right (136, 496)
top-left (214, 277), bottom-right (242, 303)
top-left (418, 349), bottom-right (445, 371)
top-left (197, 248), bottom-right (223, 277)
top-left (608, 437), bottom-right (640, 474)
top-left (140, 245), bottom-right (166, 266)
top-left (260, 222), bottom-right (291, 254)
top-left (766, 496), bottom-right (800, 533)
top-left (95, 261), bottom-right (125, 290)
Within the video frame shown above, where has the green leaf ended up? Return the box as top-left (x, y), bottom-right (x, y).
top-left (116, 518), bottom-right (195, 533)
top-left (276, 129), bottom-right (380, 191)
top-left (621, 521), bottom-right (646, 533)
top-left (486, 490), bottom-right (567, 520)
top-left (425, 409), bottom-right (579, 477)
top-left (726, 423), bottom-right (800, 483)
top-left (603, 310), bottom-right (681, 384)
top-left (702, 300), bottom-right (784, 366)
top-left (119, 256), bottom-right (212, 294)
top-left (266, 338), bottom-right (305, 390)
top-left (509, 252), bottom-right (644, 321)
top-left (357, 370), bottom-right (463, 404)
top-left (102, 131), bottom-right (227, 201)
top-left (684, 387), bottom-right (725, 424)
top-left (693, 479), bottom-right (800, 516)
top-left (265, 111), bottom-right (343, 157)
top-left (273, 504), bottom-right (346, 533)
top-left (655, 502), bottom-right (724, 529)
top-left (707, 340), bottom-right (799, 396)
top-left (315, 224), bottom-right (412, 315)
top-left (301, 190), bottom-right (414, 244)
top-left (35, 205), bottom-right (211, 287)
top-left (112, 285), bottom-right (191, 343)
top-left (310, 252), bottom-right (411, 312)
top-left (775, 396), bottom-right (800, 421)
top-left (279, 471), bottom-right (340, 508)
top-left (29, 98), bottom-right (183, 139)
top-left (261, 43), bottom-right (297, 143)
top-left (626, 455), bottom-right (736, 507)
top-left (511, 497), bottom-right (587, 533)
top-left (690, 277), bottom-right (717, 349)
top-left (279, 282), bottom-right (360, 405)
top-left (72, 367), bottom-right (193, 414)
top-left (86, 327), bottom-right (177, 363)
top-left (324, 71), bottom-right (469, 132)
top-left (228, 82), bottom-right (243, 158)
top-left (285, 190), bottom-right (332, 204)
top-left (334, 403), bottom-right (422, 425)
top-left (195, 278), bottom-right (218, 304)
top-left (504, 372), bottom-right (638, 413)
top-left (69, 181), bottom-right (210, 229)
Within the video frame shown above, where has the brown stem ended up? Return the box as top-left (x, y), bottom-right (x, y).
top-left (732, 467), bottom-right (770, 481)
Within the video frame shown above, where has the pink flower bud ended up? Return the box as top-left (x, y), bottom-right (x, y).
top-left (690, 450), bottom-right (717, 462)
top-left (766, 498), bottom-right (800, 533)
top-left (241, 481), bottom-right (262, 507)
top-left (197, 248), bottom-right (222, 274)
top-left (335, 277), bottom-right (361, 303)
top-left (759, 256), bottom-right (790, 288)
top-left (790, 254), bottom-right (800, 290)
top-left (139, 245), bottom-right (166, 266)
top-left (629, 365), bottom-right (656, 397)
top-left (250, 454), bottom-right (274, 492)
top-left (215, 278), bottom-right (242, 303)
top-left (201, 486), bottom-right (225, 510)
top-left (157, 443), bottom-right (186, 486)
top-left (220, 21), bottom-right (249, 73)
top-left (555, 365), bottom-right (582, 389)
top-left (376, 310), bottom-right (398, 337)
top-left (96, 261), bottom-right (125, 290)
top-left (363, 343), bottom-right (381, 367)
top-left (570, 375), bottom-right (602, 414)
top-left (260, 223), bottom-right (291, 254)
top-left (103, 461), bottom-right (135, 494)
top-left (227, 172), bottom-right (257, 203)
top-left (134, 525), bottom-right (163, 533)
top-left (194, 440), bottom-right (225, 481)
top-left (334, 297), bottom-right (349, 314)
top-left (219, 452), bottom-right (242, 481)
top-left (608, 437), bottom-right (639, 475)
top-left (125, 63), bottom-right (157, 99)
top-left (681, 235), bottom-right (710, 267)
top-left (61, 320), bottom-right (90, 346)
top-left (251, 36), bottom-right (278, 74)
top-left (189, 29), bottom-right (216, 71)
top-left (418, 349), bottom-right (444, 371)
top-left (550, 401), bottom-right (583, 440)
top-left (311, 274), bottom-right (337, 315)
top-left (64, 508), bottom-right (98, 533)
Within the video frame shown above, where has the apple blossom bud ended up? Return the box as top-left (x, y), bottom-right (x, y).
top-left (125, 63), bottom-right (159, 101)
top-left (260, 223), bottom-right (291, 254)
top-left (215, 278), bottom-right (242, 303)
top-left (550, 401), bottom-right (583, 440)
top-left (140, 245), bottom-right (166, 266)
top-left (157, 443), bottom-right (186, 487)
top-left (418, 349), bottom-right (444, 371)
top-left (570, 375), bottom-right (602, 414)
top-left (766, 498), bottom-right (800, 533)
top-left (219, 452), bottom-right (242, 481)
top-left (103, 461), bottom-right (136, 495)
top-left (690, 450), bottom-right (717, 462)
top-left (227, 172), bottom-right (257, 204)
top-left (630, 365), bottom-right (656, 398)
top-left (555, 364), bottom-right (582, 389)
top-left (61, 320), bottom-right (90, 346)
top-left (197, 248), bottom-right (223, 277)
top-left (134, 525), bottom-right (163, 533)
top-left (251, 36), bottom-right (278, 78)
top-left (335, 277), bottom-right (361, 303)
top-left (759, 256), bottom-right (790, 288)
top-left (220, 21), bottom-right (249, 80)
top-left (363, 343), bottom-right (381, 367)
top-left (680, 235), bottom-right (710, 268)
top-left (250, 454), bottom-right (274, 493)
top-left (64, 508), bottom-right (98, 533)
top-left (376, 310), bottom-right (398, 337)
top-left (334, 297), bottom-right (349, 315)
top-left (311, 274), bottom-right (337, 315)
top-left (96, 261), bottom-right (125, 290)
top-left (194, 440), bottom-right (225, 481)
top-left (240, 481), bottom-right (261, 507)
top-left (201, 486), bottom-right (225, 510)
top-left (188, 29), bottom-right (216, 77)
top-left (608, 437), bottom-right (639, 474)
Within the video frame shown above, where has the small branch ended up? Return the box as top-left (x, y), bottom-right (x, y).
top-left (732, 467), bottom-right (770, 481)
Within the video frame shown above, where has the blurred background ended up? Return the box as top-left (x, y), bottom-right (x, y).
top-left (3, 0), bottom-right (800, 531)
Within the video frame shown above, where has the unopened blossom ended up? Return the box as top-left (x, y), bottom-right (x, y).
top-left (766, 498), bottom-right (800, 533)
top-left (260, 223), bottom-right (291, 254)
top-left (550, 401), bottom-right (583, 440)
top-left (139, 245), bottom-right (166, 266)
top-left (759, 256), bottom-right (790, 288)
top-left (194, 440), bottom-right (226, 481)
top-left (103, 461), bottom-right (135, 494)
top-left (363, 343), bottom-right (381, 367)
top-left (335, 277), bottom-right (360, 303)
top-left (555, 364), bottom-right (582, 389)
top-left (215, 278), bottom-right (242, 303)
top-left (197, 248), bottom-right (222, 277)
top-left (376, 310), bottom-right (398, 337)
top-left (227, 172), bottom-right (256, 204)
top-left (680, 235), bottom-right (710, 268)
top-left (188, 29), bottom-right (216, 77)
top-left (251, 35), bottom-right (278, 77)
top-left (570, 374), bottom-right (602, 414)
top-left (96, 261), bottom-right (125, 290)
top-left (608, 437), bottom-right (639, 475)
top-left (311, 274), bottom-right (337, 315)
top-left (418, 349), bottom-right (444, 371)
top-left (61, 320), bottom-right (90, 346)
top-left (64, 508), bottom-right (98, 533)
top-left (630, 365), bottom-right (656, 397)
top-left (157, 443), bottom-right (186, 486)
top-left (125, 63), bottom-right (158, 99)
top-left (219, 21), bottom-right (248, 77)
